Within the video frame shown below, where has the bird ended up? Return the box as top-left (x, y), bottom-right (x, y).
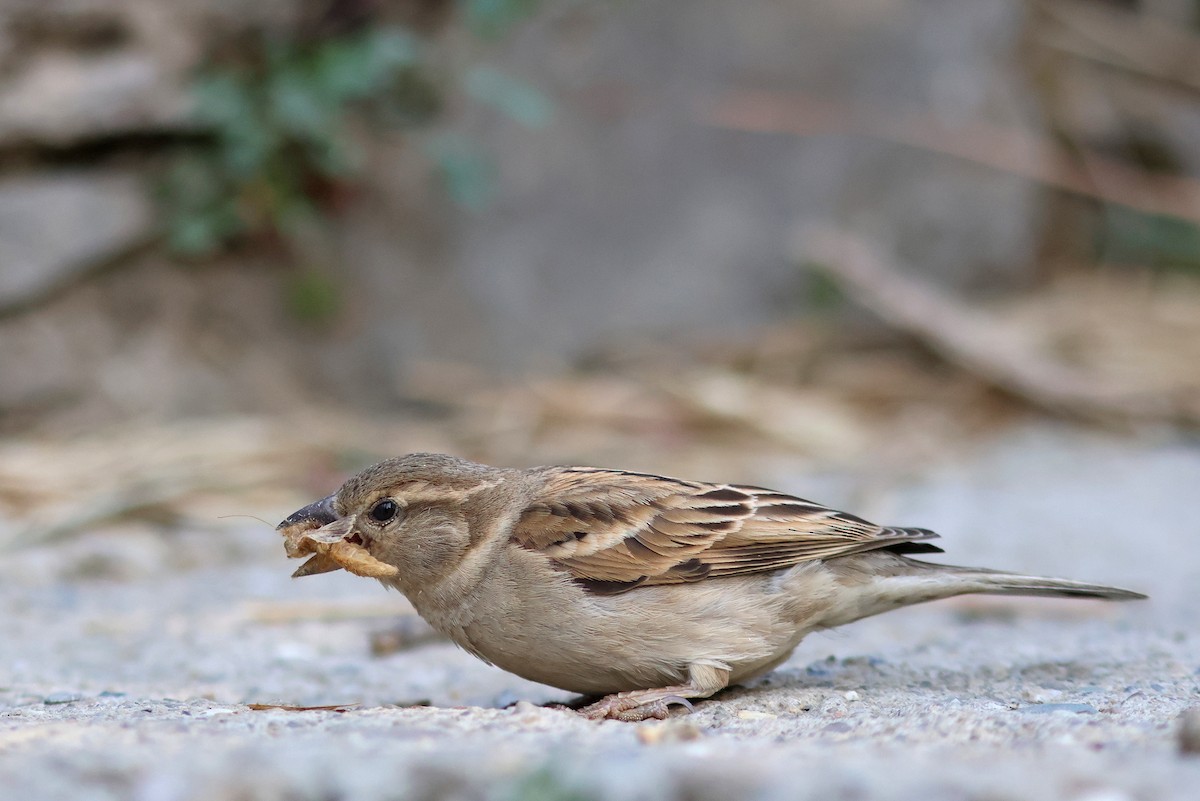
top-left (276, 452), bottom-right (1145, 721)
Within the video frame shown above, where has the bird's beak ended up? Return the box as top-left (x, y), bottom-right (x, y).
top-left (277, 493), bottom-right (338, 530)
top-left (277, 493), bottom-right (346, 578)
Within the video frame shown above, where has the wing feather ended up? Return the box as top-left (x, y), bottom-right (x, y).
top-left (512, 467), bottom-right (941, 592)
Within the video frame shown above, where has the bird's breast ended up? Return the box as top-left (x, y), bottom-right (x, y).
top-left (399, 548), bottom-right (828, 695)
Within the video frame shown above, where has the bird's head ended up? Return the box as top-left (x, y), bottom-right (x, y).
top-left (276, 453), bottom-right (516, 590)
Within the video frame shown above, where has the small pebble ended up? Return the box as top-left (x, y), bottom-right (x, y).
top-left (843, 691), bottom-right (860, 701)
top-left (637, 720), bottom-right (703, 744)
top-left (43, 692), bottom-right (84, 705)
top-left (820, 697), bottom-right (848, 717)
top-left (1180, 707), bottom-right (1200, 755)
top-left (736, 710), bottom-right (777, 721)
top-left (1024, 688), bottom-right (1064, 703)
top-left (508, 700), bottom-right (548, 723)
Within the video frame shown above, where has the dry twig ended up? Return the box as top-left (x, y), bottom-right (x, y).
top-left (799, 227), bottom-right (1200, 425)
top-left (703, 91), bottom-right (1200, 224)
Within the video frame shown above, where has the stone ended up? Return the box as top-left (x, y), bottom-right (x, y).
top-left (0, 171), bottom-right (152, 312)
top-left (0, 52), bottom-right (189, 147)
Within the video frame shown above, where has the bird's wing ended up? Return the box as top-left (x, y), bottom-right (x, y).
top-left (511, 467), bottom-right (941, 593)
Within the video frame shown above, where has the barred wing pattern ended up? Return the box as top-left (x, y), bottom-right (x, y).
top-left (512, 467), bottom-right (942, 593)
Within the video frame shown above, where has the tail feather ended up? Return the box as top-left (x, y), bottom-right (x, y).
top-left (908, 559), bottom-right (1147, 601)
top-left (814, 555), bottom-right (1145, 630)
top-left (960, 572), bottom-right (1147, 601)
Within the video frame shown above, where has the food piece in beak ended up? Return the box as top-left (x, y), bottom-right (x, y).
top-left (277, 497), bottom-right (399, 580)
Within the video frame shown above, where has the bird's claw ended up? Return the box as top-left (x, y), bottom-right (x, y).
top-left (578, 693), bottom-right (695, 722)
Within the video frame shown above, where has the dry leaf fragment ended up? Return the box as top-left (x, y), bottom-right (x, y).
top-left (279, 517), bottom-right (399, 580)
top-left (246, 703), bottom-right (359, 712)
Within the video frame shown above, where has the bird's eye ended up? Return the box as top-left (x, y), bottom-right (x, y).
top-left (368, 499), bottom-right (399, 524)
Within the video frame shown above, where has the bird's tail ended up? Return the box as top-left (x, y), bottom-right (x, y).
top-left (813, 555), bottom-right (1145, 630)
top-left (902, 558), bottom-right (1147, 601)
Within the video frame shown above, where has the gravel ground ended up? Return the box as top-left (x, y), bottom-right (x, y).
top-left (2, 423), bottom-right (1198, 800)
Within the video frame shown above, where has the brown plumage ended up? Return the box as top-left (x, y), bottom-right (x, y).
top-left (513, 467), bottom-right (943, 592)
top-left (276, 453), bottom-right (1146, 721)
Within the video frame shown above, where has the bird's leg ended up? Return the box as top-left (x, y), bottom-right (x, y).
top-left (579, 662), bottom-right (729, 722)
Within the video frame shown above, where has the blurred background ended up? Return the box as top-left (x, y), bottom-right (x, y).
top-left (2, 7), bottom-right (1199, 795)
top-left (1, 0), bottom-right (1200, 548)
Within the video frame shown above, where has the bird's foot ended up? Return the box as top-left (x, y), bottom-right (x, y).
top-left (579, 692), bottom-right (695, 722)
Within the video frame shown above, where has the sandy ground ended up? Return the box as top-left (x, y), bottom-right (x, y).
top-left (1, 423), bottom-right (1198, 800)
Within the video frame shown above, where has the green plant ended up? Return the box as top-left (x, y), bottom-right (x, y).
top-left (162, 25), bottom-right (435, 260)
top-left (497, 766), bottom-right (595, 801)
top-left (462, 0), bottom-right (544, 38)
top-left (1098, 205), bottom-right (1200, 272)
top-left (162, 6), bottom-right (553, 268)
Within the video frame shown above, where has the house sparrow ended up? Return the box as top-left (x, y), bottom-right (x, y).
top-left (277, 453), bottom-right (1145, 721)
